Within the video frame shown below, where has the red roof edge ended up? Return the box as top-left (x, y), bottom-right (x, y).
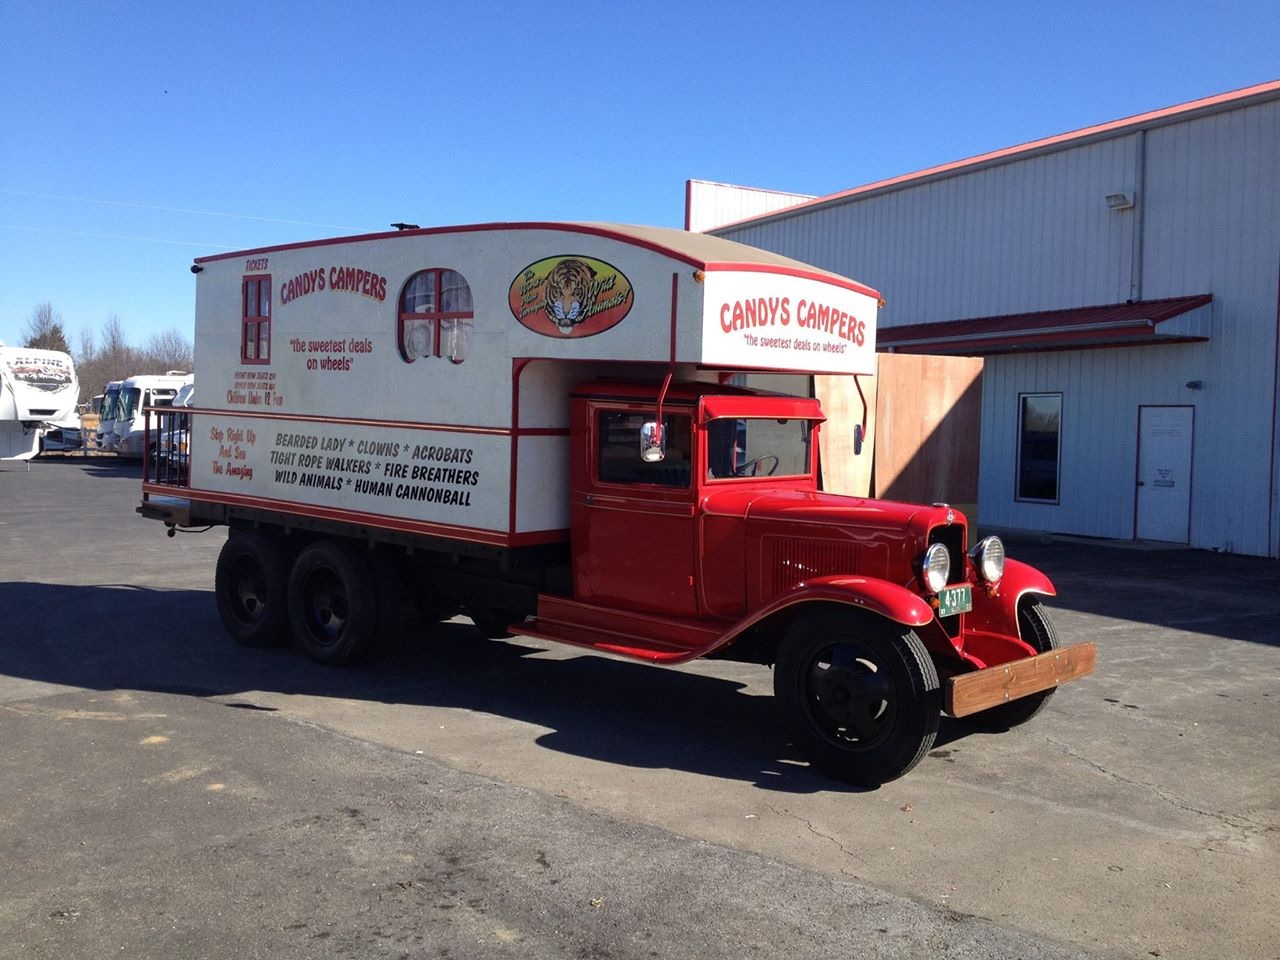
top-left (715, 79), bottom-right (1280, 233)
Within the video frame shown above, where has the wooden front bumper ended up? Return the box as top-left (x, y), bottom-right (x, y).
top-left (944, 642), bottom-right (1097, 718)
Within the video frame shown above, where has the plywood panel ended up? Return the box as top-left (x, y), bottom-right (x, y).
top-left (814, 372), bottom-right (877, 497)
top-left (874, 354), bottom-right (983, 509)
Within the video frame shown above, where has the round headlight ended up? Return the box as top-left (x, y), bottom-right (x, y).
top-left (972, 536), bottom-right (1006, 583)
top-left (921, 543), bottom-right (951, 593)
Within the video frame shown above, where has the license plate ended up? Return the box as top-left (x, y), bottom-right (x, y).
top-left (937, 584), bottom-right (972, 617)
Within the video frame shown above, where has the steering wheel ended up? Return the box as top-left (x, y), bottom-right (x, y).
top-left (735, 454), bottom-right (779, 477)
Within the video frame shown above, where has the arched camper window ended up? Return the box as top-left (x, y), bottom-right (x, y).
top-left (398, 269), bottom-right (473, 364)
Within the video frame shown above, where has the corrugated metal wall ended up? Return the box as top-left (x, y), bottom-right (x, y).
top-left (713, 96), bottom-right (1280, 557)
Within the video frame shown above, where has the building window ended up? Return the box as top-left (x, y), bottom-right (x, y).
top-left (597, 412), bottom-right (692, 488)
top-left (241, 275), bottom-right (271, 363)
top-left (1016, 393), bottom-right (1062, 503)
top-left (398, 269), bottom-right (474, 364)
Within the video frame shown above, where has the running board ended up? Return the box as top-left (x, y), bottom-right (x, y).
top-left (509, 595), bottom-right (723, 664)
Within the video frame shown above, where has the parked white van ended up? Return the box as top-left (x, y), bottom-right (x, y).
top-left (99, 372), bottom-right (193, 458)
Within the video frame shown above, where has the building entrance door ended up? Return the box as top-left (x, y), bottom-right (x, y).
top-left (1135, 405), bottom-right (1194, 543)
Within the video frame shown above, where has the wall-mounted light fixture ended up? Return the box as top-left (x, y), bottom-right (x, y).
top-left (1106, 192), bottom-right (1135, 210)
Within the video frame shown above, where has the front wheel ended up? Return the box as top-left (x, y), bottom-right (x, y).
top-left (774, 609), bottom-right (940, 786)
top-left (963, 598), bottom-right (1060, 731)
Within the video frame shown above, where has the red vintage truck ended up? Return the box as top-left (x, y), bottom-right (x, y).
top-left (140, 222), bottom-right (1094, 785)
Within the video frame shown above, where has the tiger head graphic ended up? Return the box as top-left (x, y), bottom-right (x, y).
top-left (543, 258), bottom-right (597, 334)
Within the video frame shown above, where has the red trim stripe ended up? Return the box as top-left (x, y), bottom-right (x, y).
top-left (703, 261), bottom-right (882, 300)
top-left (193, 222), bottom-right (882, 300)
top-left (669, 273), bottom-right (679, 362)
top-left (146, 483), bottom-right (567, 547)
top-left (196, 222), bottom-right (715, 268)
top-left (182, 406), bottom-right (509, 436)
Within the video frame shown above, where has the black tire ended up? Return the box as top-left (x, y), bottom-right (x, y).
top-left (774, 609), bottom-right (940, 787)
top-left (287, 540), bottom-right (379, 665)
top-left (964, 598), bottom-right (1060, 731)
top-left (214, 530), bottom-right (290, 647)
top-left (468, 609), bottom-right (517, 639)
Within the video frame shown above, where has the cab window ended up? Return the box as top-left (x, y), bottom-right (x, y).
top-left (597, 412), bottom-right (692, 488)
top-left (706, 417), bottom-right (813, 480)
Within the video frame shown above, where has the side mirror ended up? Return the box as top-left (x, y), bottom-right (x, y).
top-left (640, 421), bottom-right (666, 462)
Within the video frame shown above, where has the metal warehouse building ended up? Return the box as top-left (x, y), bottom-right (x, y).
top-left (693, 80), bottom-right (1280, 558)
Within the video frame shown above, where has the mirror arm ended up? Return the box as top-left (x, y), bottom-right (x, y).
top-left (853, 373), bottom-right (869, 455)
top-left (654, 366), bottom-right (674, 428)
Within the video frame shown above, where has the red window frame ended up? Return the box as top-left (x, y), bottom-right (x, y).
top-left (241, 274), bottom-right (272, 364)
top-left (397, 268), bottom-right (473, 364)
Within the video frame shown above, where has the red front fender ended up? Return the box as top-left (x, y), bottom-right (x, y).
top-left (767, 575), bottom-right (936, 627)
top-left (706, 575), bottom-right (935, 657)
top-left (964, 558), bottom-right (1057, 657)
top-left (1002, 557), bottom-right (1057, 600)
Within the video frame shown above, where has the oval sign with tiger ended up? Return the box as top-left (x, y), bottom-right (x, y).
top-left (509, 256), bottom-right (634, 338)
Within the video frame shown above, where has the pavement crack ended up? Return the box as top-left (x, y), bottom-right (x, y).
top-left (1043, 735), bottom-right (1269, 839)
top-left (766, 804), bottom-right (867, 866)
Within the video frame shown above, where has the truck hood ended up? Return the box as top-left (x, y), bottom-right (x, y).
top-left (703, 488), bottom-right (964, 598)
top-left (703, 488), bottom-right (946, 530)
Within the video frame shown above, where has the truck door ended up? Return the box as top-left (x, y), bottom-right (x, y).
top-left (571, 409), bottom-right (699, 617)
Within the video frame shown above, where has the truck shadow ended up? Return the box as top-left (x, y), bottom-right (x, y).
top-left (1, 580), bottom-right (976, 794)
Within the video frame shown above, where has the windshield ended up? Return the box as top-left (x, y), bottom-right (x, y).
top-left (118, 387), bottom-right (142, 419)
top-left (100, 385), bottom-right (122, 420)
top-left (706, 417), bottom-right (814, 480)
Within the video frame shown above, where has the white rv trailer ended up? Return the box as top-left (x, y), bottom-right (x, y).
top-left (0, 344), bottom-right (79, 461)
top-left (99, 371), bottom-right (193, 458)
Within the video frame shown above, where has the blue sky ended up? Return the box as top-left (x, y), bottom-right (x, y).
top-left (1, 0), bottom-right (1277, 355)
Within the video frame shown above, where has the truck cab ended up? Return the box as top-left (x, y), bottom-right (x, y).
top-left (505, 376), bottom-right (1089, 784)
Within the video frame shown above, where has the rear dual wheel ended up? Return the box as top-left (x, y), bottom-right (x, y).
top-left (775, 609), bottom-right (940, 787)
top-left (215, 533), bottom-right (399, 665)
top-left (214, 530), bottom-right (291, 647)
top-left (287, 540), bottom-right (385, 665)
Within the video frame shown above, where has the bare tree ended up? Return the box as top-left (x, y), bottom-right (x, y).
top-left (75, 314), bottom-right (142, 402)
top-left (23, 302), bottom-right (71, 353)
top-left (69, 316), bottom-right (195, 404)
top-left (99, 314), bottom-right (133, 368)
top-left (143, 328), bottom-right (194, 373)
top-left (76, 326), bottom-right (96, 365)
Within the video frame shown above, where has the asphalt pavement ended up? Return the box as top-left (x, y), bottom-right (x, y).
top-left (1, 457), bottom-right (1277, 960)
